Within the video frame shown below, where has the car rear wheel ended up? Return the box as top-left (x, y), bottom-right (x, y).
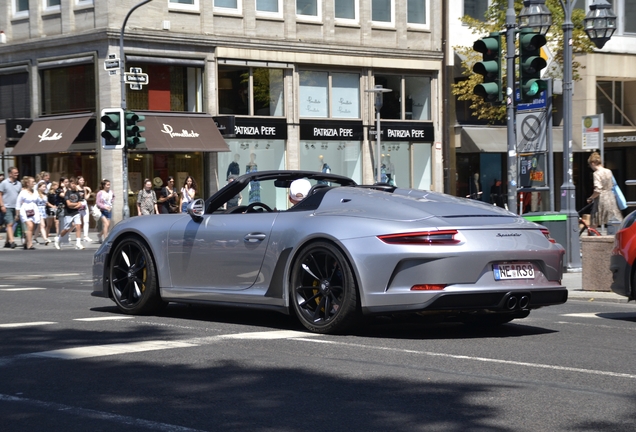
top-left (109, 237), bottom-right (165, 314)
top-left (291, 242), bottom-right (359, 334)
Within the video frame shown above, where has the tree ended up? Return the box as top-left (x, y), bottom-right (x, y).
top-left (452, 0), bottom-right (595, 124)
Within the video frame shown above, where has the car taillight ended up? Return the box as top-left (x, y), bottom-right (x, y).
top-left (541, 229), bottom-right (556, 243)
top-left (411, 284), bottom-right (446, 291)
top-left (378, 230), bottom-right (460, 245)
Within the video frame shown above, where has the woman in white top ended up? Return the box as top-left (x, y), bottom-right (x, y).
top-left (35, 180), bottom-right (50, 245)
top-left (180, 176), bottom-right (197, 213)
top-left (77, 176), bottom-right (93, 242)
top-left (16, 176), bottom-right (40, 250)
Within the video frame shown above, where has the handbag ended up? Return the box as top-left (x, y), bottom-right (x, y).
top-left (168, 202), bottom-right (179, 213)
top-left (91, 205), bottom-right (102, 222)
top-left (612, 175), bottom-right (628, 211)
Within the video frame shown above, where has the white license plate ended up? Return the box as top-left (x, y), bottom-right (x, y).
top-left (493, 263), bottom-right (535, 280)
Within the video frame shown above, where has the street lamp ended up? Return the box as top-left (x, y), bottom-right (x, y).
top-left (518, 0), bottom-right (615, 272)
top-left (365, 85), bottom-right (392, 184)
top-left (518, 0), bottom-right (552, 35)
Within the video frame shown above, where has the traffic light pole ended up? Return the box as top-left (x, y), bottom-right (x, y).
top-left (119, 0), bottom-right (154, 219)
top-left (505, 0), bottom-right (517, 212)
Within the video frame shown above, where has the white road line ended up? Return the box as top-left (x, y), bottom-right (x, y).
top-left (293, 338), bottom-right (636, 380)
top-left (0, 288), bottom-right (47, 292)
top-left (28, 340), bottom-right (197, 360)
top-left (0, 321), bottom-right (56, 328)
top-left (218, 330), bottom-right (320, 340)
top-left (0, 393), bottom-right (206, 432)
top-left (74, 316), bottom-right (135, 322)
top-left (561, 313), bottom-right (602, 318)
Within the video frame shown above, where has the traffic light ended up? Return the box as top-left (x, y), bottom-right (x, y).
top-left (472, 32), bottom-right (502, 103)
top-left (519, 29), bottom-right (548, 102)
top-left (124, 111), bottom-right (146, 149)
top-left (100, 108), bottom-right (124, 149)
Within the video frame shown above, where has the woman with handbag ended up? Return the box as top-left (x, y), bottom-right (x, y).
top-left (587, 152), bottom-right (623, 234)
top-left (137, 179), bottom-right (159, 216)
top-left (16, 176), bottom-right (40, 250)
top-left (158, 176), bottom-right (179, 214)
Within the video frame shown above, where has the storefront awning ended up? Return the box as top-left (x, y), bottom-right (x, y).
top-left (459, 126), bottom-right (564, 153)
top-left (139, 113), bottom-right (230, 152)
top-left (10, 113), bottom-right (92, 156)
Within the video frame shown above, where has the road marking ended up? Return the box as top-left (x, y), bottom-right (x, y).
top-left (561, 313), bottom-right (601, 318)
top-left (28, 340), bottom-right (197, 360)
top-left (0, 321), bottom-right (56, 328)
top-left (0, 288), bottom-right (47, 291)
top-left (0, 393), bottom-right (206, 432)
top-left (219, 330), bottom-right (319, 340)
top-left (74, 316), bottom-right (135, 322)
top-left (293, 338), bottom-right (636, 380)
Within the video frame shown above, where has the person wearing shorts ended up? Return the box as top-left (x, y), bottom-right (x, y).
top-left (54, 186), bottom-right (84, 250)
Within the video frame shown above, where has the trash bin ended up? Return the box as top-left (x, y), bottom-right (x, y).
top-left (522, 212), bottom-right (568, 249)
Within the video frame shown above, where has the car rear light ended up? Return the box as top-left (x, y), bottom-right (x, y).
top-left (541, 229), bottom-right (556, 243)
top-left (411, 284), bottom-right (446, 291)
top-left (378, 230), bottom-right (460, 245)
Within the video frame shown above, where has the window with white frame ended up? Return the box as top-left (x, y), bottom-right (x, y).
top-left (407, 0), bottom-right (427, 26)
top-left (297, 0), bottom-right (321, 20)
top-left (375, 74), bottom-right (431, 121)
top-left (14, 0), bottom-right (29, 17)
top-left (256, 0), bottom-right (282, 16)
top-left (45, 0), bottom-right (61, 10)
top-left (463, 0), bottom-right (488, 21)
top-left (214, 0), bottom-right (241, 14)
top-left (75, 0), bottom-right (93, 6)
top-left (372, 0), bottom-right (393, 25)
top-left (335, 0), bottom-right (357, 22)
top-left (169, 0), bottom-right (199, 12)
top-left (624, 0), bottom-right (636, 33)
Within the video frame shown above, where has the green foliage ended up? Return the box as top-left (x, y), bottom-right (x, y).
top-left (452, 0), bottom-right (595, 123)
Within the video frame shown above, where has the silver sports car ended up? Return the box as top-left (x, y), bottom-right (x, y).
top-left (93, 170), bottom-right (567, 334)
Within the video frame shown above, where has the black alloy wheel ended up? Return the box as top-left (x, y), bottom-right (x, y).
top-left (109, 237), bottom-right (164, 314)
top-left (291, 241), bottom-right (359, 334)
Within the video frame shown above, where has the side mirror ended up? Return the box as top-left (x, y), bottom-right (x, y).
top-left (188, 198), bottom-right (205, 222)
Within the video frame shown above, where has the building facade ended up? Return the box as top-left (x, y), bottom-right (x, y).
top-left (0, 0), bottom-right (444, 223)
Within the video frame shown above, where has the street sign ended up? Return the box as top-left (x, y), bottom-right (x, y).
top-left (104, 59), bottom-right (120, 70)
top-left (124, 73), bottom-right (149, 85)
top-left (129, 83), bottom-right (143, 90)
top-left (516, 111), bottom-right (547, 153)
top-left (516, 87), bottom-right (547, 111)
top-left (582, 114), bottom-right (602, 150)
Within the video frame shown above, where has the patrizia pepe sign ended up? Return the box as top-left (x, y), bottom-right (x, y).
top-left (161, 124), bottom-right (200, 139)
top-left (300, 120), bottom-right (364, 141)
top-left (368, 122), bottom-right (434, 142)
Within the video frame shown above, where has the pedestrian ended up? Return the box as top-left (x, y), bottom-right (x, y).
top-left (587, 152), bottom-right (623, 234)
top-left (54, 177), bottom-right (69, 228)
top-left (77, 175), bottom-right (92, 242)
top-left (46, 180), bottom-right (59, 241)
top-left (158, 176), bottom-right (179, 214)
top-left (0, 167), bottom-right (22, 249)
top-left (136, 178), bottom-right (159, 215)
top-left (180, 176), bottom-right (197, 213)
top-left (95, 179), bottom-right (113, 243)
top-left (35, 180), bottom-right (50, 245)
top-left (54, 179), bottom-right (85, 250)
top-left (16, 176), bottom-right (40, 250)
top-left (38, 171), bottom-right (51, 193)
top-left (289, 178), bottom-right (312, 206)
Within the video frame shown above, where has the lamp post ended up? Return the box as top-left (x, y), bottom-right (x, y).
top-left (518, 0), bottom-right (616, 272)
top-left (365, 85), bottom-right (392, 183)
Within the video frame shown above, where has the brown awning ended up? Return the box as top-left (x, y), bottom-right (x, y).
top-left (11, 113), bottom-right (92, 156)
top-left (139, 113), bottom-right (230, 152)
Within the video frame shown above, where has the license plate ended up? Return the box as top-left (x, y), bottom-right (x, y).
top-left (493, 263), bottom-right (535, 280)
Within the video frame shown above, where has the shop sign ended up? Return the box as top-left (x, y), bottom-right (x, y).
top-left (213, 116), bottom-right (236, 137)
top-left (38, 128), bottom-right (64, 142)
top-left (233, 118), bottom-right (287, 140)
top-left (604, 133), bottom-right (636, 144)
top-left (6, 119), bottom-right (33, 142)
top-left (368, 122), bottom-right (434, 142)
top-left (160, 123), bottom-right (200, 138)
top-left (300, 120), bottom-right (364, 141)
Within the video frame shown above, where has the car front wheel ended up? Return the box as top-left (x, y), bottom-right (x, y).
top-left (290, 242), bottom-right (359, 334)
top-left (109, 237), bottom-right (165, 315)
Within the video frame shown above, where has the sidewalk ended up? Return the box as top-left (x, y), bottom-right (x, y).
top-left (1, 234), bottom-right (103, 251)
top-left (562, 271), bottom-right (631, 304)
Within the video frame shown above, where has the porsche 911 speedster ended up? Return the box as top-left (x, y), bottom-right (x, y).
top-left (93, 170), bottom-right (567, 334)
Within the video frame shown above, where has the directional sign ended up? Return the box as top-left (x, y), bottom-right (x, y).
top-left (516, 111), bottom-right (547, 153)
top-left (124, 73), bottom-right (149, 84)
top-left (516, 87), bottom-right (547, 111)
top-left (104, 59), bottom-right (120, 70)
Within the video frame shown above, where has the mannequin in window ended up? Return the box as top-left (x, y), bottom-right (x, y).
top-left (468, 173), bottom-right (482, 200)
top-left (246, 153), bottom-right (260, 202)
top-left (318, 155), bottom-right (331, 185)
top-left (384, 154), bottom-right (395, 186)
top-left (227, 153), bottom-right (240, 180)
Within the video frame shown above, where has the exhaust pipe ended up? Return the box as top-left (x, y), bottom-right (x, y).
top-left (518, 295), bottom-right (530, 309)
top-left (506, 295), bottom-right (518, 310)
top-left (502, 292), bottom-right (531, 310)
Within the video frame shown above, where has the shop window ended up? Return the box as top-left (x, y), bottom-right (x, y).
top-left (218, 66), bottom-right (285, 117)
top-left (597, 81), bottom-right (625, 125)
top-left (463, 0), bottom-right (488, 21)
top-left (407, 0), bottom-right (426, 26)
top-left (126, 64), bottom-right (203, 112)
top-left (300, 141), bottom-right (362, 184)
top-left (375, 74), bottom-right (431, 121)
top-left (40, 64), bottom-right (96, 116)
top-left (372, 0), bottom-right (393, 25)
top-left (0, 72), bottom-right (30, 119)
top-left (299, 70), bottom-right (360, 119)
top-left (335, 0), bottom-right (357, 21)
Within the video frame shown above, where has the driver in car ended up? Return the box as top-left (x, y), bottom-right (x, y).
top-left (289, 179), bottom-right (312, 206)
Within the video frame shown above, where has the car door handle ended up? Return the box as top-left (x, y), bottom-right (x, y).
top-left (244, 233), bottom-right (267, 242)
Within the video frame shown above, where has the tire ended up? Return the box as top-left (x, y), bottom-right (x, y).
top-left (290, 241), bottom-right (359, 334)
top-left (109, 237), bottom-right (165, 315)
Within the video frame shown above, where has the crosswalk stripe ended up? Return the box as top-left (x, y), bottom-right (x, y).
top-left (0, 321), bottom-right (56, 328)
top-left (28, 340), bottom-right (197, 360)
top-left (561, 313), bottom-right (601, 318)
top-left (0, 288), bottom-right (47, 291)
top-left (74, 316), bottom-right (134, 322)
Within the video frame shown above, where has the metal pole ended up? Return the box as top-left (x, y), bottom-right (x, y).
top-left (560, 0), bottom-right (582, 270)
top-left (119, 0), bottom-right (154, 220)
top-left (376, 96), bottom-right (382, 183)
top-left (506, 0), bottom-right (517, 211)
top-left (547, 79), bottom-right (555, 211)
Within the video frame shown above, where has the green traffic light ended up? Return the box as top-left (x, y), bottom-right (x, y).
top-left (519, 29), bottom-right (548, 102)
top-left (472, 32), bottom-right (502, 104)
